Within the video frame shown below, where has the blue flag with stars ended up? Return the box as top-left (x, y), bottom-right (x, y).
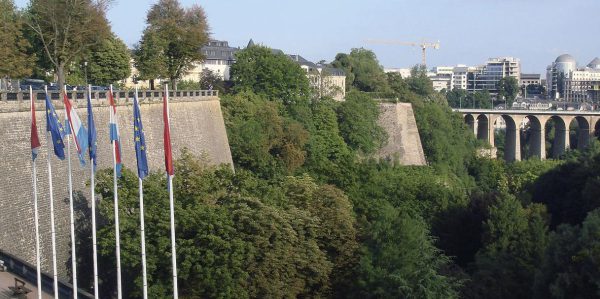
top-left (45, 93), bottom-right (66, 160)
top-left (87, 90), bottom-right (97, 170)
top-left (133, 95), bottom-right (148, 179)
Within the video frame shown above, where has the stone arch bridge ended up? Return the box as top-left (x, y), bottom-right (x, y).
top-left (457, 109), bottom-right (600, 161)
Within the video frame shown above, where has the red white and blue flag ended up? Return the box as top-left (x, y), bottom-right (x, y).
top-left (108, 89), bottom-right (123, 177)
top-left (30, 89), bottom-right (41, 161)
top-left (63, 93), bottom-right (89, 166)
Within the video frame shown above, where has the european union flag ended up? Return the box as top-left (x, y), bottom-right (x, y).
top-left (87, 90), bottom-right (97, 170)
top-left (133, 95), bottom-right (148, 179)
top-left (45, 94), bottom-right (66, 160)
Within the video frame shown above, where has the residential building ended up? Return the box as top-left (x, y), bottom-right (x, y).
top-left (182, 39), bottom-right (240, 81)
top-left (289, 54), bottom-right (346, 101)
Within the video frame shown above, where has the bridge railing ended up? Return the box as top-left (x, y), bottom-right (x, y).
top-left (0, 89), bottom-right (219, 102)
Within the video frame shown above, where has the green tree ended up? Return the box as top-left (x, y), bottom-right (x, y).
top-left (498, 77), bottom-right (519, 107)
top-left (350, 202), bottom-right (461, 298)
top-left (133, 31), bottom-right (166, 90)
top-left (86, 35), bottom-right (131, 86)
top-left (0, 0), bottom-right (34, 81)
top-left (465, 195), bottom-right (549, 299)
top-left (446, 88), bottom-right (469, 108)
top-left (27, 0), bottom-right (111, 90)
top-left (332, 48), bottom-right (388, 92)
top-left (137, 0), bottom-right (210, 89)
top-left (406, 65), bottom-right (435, 97)
top-left (221, 92), bottom-right (309, 178)
top-left (534, 209), bottom-right (600, 299)
top-left (230, 45), bottom-right (310, 103)
top-left (199, 68), bottom-right (224, 91)
top-left (336, 91), bottom-right (387, 155)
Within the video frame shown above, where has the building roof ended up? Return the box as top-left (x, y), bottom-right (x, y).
top-left (288, 54), bottom-right (318, 69)
top-left (521, 73), bottom-right (541, 79)
top-left (587, 57), bottom-right (600, 69)
top-left (555, 54), bottom-right (576, 64)
top-left (201, 40), bottom-right (239, 61)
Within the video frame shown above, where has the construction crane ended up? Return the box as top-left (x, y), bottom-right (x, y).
top-left (365, 39), bottom-right (440, 66)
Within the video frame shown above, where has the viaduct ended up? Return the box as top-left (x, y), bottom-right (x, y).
top-left (458, 109), bottom-right (600, 161)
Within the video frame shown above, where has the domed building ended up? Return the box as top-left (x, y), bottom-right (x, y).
top-left (547, 54), bottom-right (600, 102)
top-left (554, 54), bottom-right (577, 76)
top-left (587, 57), bottom-right (600, 70)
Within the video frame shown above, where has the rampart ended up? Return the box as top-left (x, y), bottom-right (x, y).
top-left (0, 90), bottom-right (233, 279)
top-left (376, 102), bottom-right (427, 165)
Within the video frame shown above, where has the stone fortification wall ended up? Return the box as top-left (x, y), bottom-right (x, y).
top-left (0, 92), bottom-right (232, 279)
top-left (377, 102), bottom-right (427, 165)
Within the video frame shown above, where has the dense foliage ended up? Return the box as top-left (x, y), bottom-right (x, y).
top-left (71, 43), bottom-right (600, 299)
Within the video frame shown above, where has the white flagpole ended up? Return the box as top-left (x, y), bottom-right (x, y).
top-left (111, 84), bottom-right (123, 299)
top-left (169, 174), bottom-right (177, 299)
top-left (137, 86), bottom-right (149, 299)
top-left (65, 86), bottom-right (79, 299)
top-left (166, 85), bottom-right (179, 299)
top-left (30, 87), bottom-right (42, 299)
top-left (89, 85), bottom-right (99, 299)
top-left (45, 85), bottom-right (60, 299)
top-left (139, 177), bottom-right (148, 299)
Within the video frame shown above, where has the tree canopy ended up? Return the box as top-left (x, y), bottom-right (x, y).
top-left (230, 45), bottom-right (310, 103)
top-left (0, 0), bottom-right (34, 80)
top-left (27, 0), bottom-right (111, 90)
top-left (135, 0), bottom-right (210, 89)
top-left (332, 48), bottom-right (389, 92)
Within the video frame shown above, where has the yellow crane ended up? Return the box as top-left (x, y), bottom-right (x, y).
top-left (365, 39), bottom-right (440, 66)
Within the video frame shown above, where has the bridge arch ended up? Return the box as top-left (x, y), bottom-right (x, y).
top-left (569, 116), bottom-right (591, 150)
top-left (476, 114), bottom-right (490, 141)
top-left (492, 114), bottom-right (521, 162)
top-left (521, 115), bottom-right (545, 159)
top-left (464, 114), bottom-right (476, 135)
top-left (546, 116), bottom-right (569, 158)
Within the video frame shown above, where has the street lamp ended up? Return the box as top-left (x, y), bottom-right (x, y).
top-left (84, 61), bottom-right (88, 86)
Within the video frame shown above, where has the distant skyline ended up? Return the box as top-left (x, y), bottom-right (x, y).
top-left (15, 0), bottom-right (600, 74)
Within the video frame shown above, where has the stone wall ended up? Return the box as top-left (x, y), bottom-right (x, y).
top-left (0, 94), bottom-right (232, 279)
top-left (376, 102), bottom-right (427, 165)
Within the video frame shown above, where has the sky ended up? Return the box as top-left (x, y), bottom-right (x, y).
top-left (15, 0), bottom-right (600, 74)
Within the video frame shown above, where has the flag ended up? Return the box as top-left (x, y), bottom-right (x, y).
top-left (31, 92), bottom-right (41, 161)
top-left (133, 94), bottom-right (148, 179)
top-left (45, 93), bottom-right (66, 160)
top-left (163, 91), bottom-right (174, 176)
top-left (108, 90), bottom-right (123, 177)
top-left (63, 93), bottom-right (89, 166)
top-left (87, 89), bottom-right (97, 170)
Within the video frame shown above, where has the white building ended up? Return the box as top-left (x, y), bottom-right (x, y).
top-left (384, 68), bottom-right (412, 78)
top-left (546, 54), bottom-right (600, 102)
top-left (181, 40), bottom-right (240, 82)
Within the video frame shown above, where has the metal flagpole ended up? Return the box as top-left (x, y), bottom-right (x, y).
top-left (45, 86), bottom-right (60, 299)
top-left (32, 153), bottom-right (42, 299)
top-left (165, 85), bottom-right (179, 298)
top-left (169, 174), bottom-right (177, 298)
top-left (139, 177), bottom-right (148, 299)
top-left (111, 84), bottom-right (123, 299)
top-left (65, 86), bottom-right (79, 299)
top-left (89, 85), bottom-right (99, 299)
top-left (30, 87), bottom-right (42, 299)
top-left (136, 85), bottom-right (149, 299)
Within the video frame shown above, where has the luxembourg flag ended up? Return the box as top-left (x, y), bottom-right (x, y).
top-left (63, 93), bottom-right (89, 166)
top-left (108, 88), bottom-right (123, 177)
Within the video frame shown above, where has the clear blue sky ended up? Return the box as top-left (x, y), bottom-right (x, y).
top-left (15, 0), bottom-right (600, 74)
